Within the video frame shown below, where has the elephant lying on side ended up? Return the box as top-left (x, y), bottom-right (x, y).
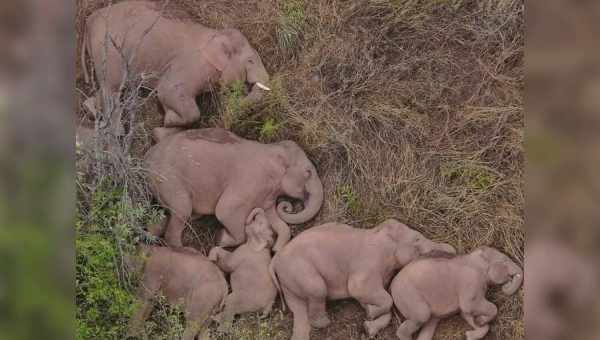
top-left (269, 219), bottom-right (456, 340)
top-left (209, 208), bottom-right (277, 330)
top-left (83, 1), bottom-right (270, 135)
top-left (391, 246), bottom-right (523, 340)
top-left (146, 128), bottom-right (324, 251)
top-left (128, 246), bottom-right (227, 340)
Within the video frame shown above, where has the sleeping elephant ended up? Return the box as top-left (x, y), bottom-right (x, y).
top-left (82, 1), bottom-right (270, 135)
top-left (145, 128), bottom-right (324, 252)
top-left (269, 219), bottom-right (456, 340)
top-left (390, 246), bottom-right (523, 340)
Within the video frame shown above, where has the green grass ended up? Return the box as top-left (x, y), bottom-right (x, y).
top-left (221, 80), bottom-right (247, 129)
top-left (259, 117), bottom-right (283, 141)
top-left (277, 0), bottom-right (306, 50)
top-left (75, 185), bottom-right (176, 339)
top-left (336, 184), bottom-right (362, 216)
top-left (441, 161), bottom-right (498, 191)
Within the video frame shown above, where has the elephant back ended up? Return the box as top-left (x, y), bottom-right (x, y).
top-left (183, 128), bottom-right (244, 144)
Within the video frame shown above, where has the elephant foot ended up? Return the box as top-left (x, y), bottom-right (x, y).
top-left (364, 304), bottom-right (381, 320)
top-left (310, 314), bottom-right (331, 329)
top-left (364, 313), bottom-right (391, 338)
top-left (466, 326), bottom-right (489, 340)
top-left (395, 329), bottom-right (411, 340)
top-left (164, 109), bottom-right (184, 127)
top-left (217, 229), bottom-right (242, 247)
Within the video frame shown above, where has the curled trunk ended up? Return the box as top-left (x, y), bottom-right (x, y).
top-left (276, 162), bottom-right (324, 225)
top-left (502, 263), bottom-right (524, 295)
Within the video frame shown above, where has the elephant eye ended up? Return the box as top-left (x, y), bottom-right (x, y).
top-left (304, 169), bottom-right (311, 178)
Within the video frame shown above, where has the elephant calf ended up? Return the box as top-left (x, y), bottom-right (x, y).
top-left (208, 208), bottom-right (277, 329)
top-left (270, 219), bottom-right (455, 340)
top-left (391, 246), bottom-right (523, 340)
top-left (128, 246), bottom-right (227, 340)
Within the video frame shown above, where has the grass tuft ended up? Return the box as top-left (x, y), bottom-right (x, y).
top-left (276, 0), bottom-right (306, 51)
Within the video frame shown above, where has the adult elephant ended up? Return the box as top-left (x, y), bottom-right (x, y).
top-left (82, 1), bottom-right (271, 135)
top-left (145, 128), bottom-right (324, 252)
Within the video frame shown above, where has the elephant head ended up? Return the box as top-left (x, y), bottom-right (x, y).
top-left (376, 219), bottom-right (457, 266)
top-left (245, 208), bottom-right (275, 251)
top-left (204, 29), bottom-right (270, 102)
top-left (275, 141), bottom-right (324, 226)
top-left (477, 246), bottom-right (523, 295)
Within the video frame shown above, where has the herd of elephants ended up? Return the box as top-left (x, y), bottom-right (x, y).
top-left (79, 2), bottom-right (523, 340)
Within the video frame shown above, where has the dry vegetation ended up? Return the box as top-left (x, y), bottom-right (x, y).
top-left (75, 0), bottom-right (524, 339)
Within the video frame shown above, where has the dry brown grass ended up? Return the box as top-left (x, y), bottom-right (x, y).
top-left (76, 0), bottom-right (524, 339)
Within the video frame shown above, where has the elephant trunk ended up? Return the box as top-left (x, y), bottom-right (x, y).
top-left (244, 60), bottom-right (270, 104)
top-left (277, 163), bottom-right (324, 225)
top-left (502, 263), bottom-right (523, 295)
top-left (267, 209), bottom-right (291, 253)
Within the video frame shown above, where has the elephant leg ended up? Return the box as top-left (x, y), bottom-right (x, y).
top-left (415, 318), bottom-right (440, 340)
top-left (162, 192), bottom-right (193, 248)
top-left (127, 298), bottom-right (153, 338)
top-left (392, 279), bottom-right (430, 340)
top-left (284, 288), bottom-right (311, 340)
top-left (217, 229), bottom-right (240, 248)
top-left (216, 292), bottom-right (262, 332)
top-left (215, 197), bottom-right (248, 247)
top-left (308, 298), bottom-right (330, 329)
top-left (364, 312), bottom-right (392, 338)
top-left (473, 300), bottom-right (498, 326)
top-left (184, 288), bottom-right (222, 340)
top-left (157, 78), bottom-right (201, 128)
top-left (260, 299), bottom-right (274, 318)
top-left (127, 277), bottom-right (160, 338)
top-left (147, 216), bottom-right (167, 237)
top-left (349, 276), bottom-right (393, 321)
top-left (462, 312), bottom-right (490, 340)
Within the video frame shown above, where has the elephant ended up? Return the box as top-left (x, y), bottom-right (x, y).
top-left (269, 219), bottom-right (456, 340)
top-left (82, 1), bottom-right (271, 135)
top-left (127, 246), bottom-right (228, 340)
top-left (145, 128), bottom-right (324, 251)
top-left (208, 208), bottom-right (278, 330)
top-left (390, 246), bottom-right (523, 340)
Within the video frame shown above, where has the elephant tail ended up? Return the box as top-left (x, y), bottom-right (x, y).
top-left (218, 274), bottom-right (229, 312)
top-left (269, 256), bottom-right (286, 312)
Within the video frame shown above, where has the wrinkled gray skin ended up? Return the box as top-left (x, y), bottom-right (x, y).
top-left (146, 128), bottom-right (324, 251)
top-left (208, 208), bottom-right (277, 331)
top-left (83, 1), bottom-right (270, 135)
top-left (128, 246), bottom-right (227, 340)
top-left (270, 219), bottom-right (456, 340)
top-left (391, 246), bottom-right (523, 340)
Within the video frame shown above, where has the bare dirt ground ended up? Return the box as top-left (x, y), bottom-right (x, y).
top-left (75, 0), bottom-right (523, 339)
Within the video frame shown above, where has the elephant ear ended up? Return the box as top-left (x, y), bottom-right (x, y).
top-left (203, 34), bottom-right (243, 84)
top-left (376, 219), bottom-right (405, 242)
top-left (488, 262), bottom-right (510, 284)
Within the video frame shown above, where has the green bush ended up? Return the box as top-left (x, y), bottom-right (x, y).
top-left (76, 187), bottom-right (140, 339)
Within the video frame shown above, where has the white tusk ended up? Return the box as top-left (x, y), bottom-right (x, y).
top-left (255, 82), bottom-right (271, 91)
